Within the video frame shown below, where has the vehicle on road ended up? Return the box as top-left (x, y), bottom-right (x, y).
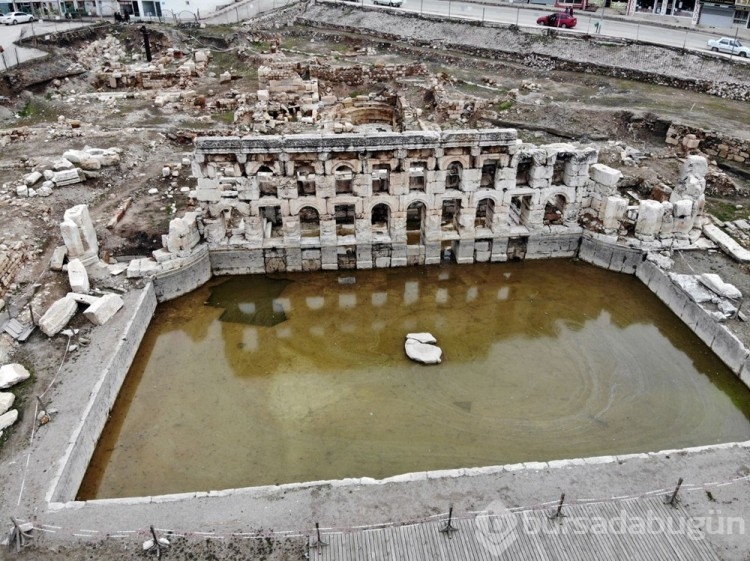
top-left (0, 11), bottom-right (36, 25)
top-left (536, 12), bottom-right (577, 28)
top-left (373, 0), bottom-right (403, 6)
top-left (707, 37), bottom-right (749, 57)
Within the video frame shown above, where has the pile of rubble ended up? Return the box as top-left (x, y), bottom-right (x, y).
top-left (38, 205), bottom-right (125, 337)
top-left (12, 145), bottom-right (121, 198)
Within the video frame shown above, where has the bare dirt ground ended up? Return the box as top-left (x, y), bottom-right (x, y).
top-left (0, 11), bottom-right (749, 560)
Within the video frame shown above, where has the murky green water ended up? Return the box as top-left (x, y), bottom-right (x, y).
top-left (78, 261), bottom-right (750, 499)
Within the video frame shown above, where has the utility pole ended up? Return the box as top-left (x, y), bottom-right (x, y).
top-left (141, 25), bottom-right (152, 62)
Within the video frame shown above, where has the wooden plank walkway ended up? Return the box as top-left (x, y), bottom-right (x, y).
top-left (309, 497), bottom-right (721, 561)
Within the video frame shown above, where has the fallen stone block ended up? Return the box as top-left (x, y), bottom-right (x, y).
top-left (24, 171), bottom-right (42, 186)
top-left (67, 292), bottom-right (100, 306)
top-left (590, 163), bottom-right (622, 189)
top-left (50, 246), bottom-right (67, 271)
top-left (83, 293), bottom-right (124, 326)
top-left (63, 149), bottom-right (100, 171)
top-left (0, 409), bottom-right (18, 431)
top-left (53, 169), bottom-right (82, 187)
top-left (67, 258), bottom-right (90, 293)
top-left (0, 392), bottom-right (14, 416)
top-left (699, 273), bottom-right (742, 300)
top-left (0, 364), bottom-right (31, 389)
top-left (39, 296), bottom-right (78, 337)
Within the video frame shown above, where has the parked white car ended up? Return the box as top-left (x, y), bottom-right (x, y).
top-left (0, 11), bottom-right (36, 25)
top-left (373, 0), bottom-right (403, 6)
top-left (707, 37), bottom-right (749, 58)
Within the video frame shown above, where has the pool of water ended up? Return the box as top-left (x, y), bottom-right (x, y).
top-left (78, 261), bottom-right (750, 499)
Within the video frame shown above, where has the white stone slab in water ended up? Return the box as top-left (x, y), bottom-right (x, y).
top-left (405, 338), bottom-right (442, 364)
top-left (406, 332), bottom-right (437, 344)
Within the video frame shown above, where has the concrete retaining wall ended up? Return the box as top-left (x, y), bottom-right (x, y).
top-left (152, 245), bottom-right (212, 303)
top-left (48, 283), bottom-right (158, 503)
top-left (636, 260), bottom-right (750, 390)
top-left (577, 233), bottom-right (645, 274)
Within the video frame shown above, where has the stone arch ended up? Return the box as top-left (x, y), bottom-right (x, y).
top-left (401, 192), bottom-right (431, 213)
top-left (371, 203), bottom-right (391, 237)
top-left (290, 198), bottom-right (327, 217)
top-left (544, 193), bottom-right (568, 225)
top-left (445, 160), bottom-right (463, 190)
top-left (299, 205), bottom-right (321, 238)
top-left (333, 164), bottom-right (355, 194)
top-left (364, 198), bottom-right (397, 216)
top-left (475, 197), bottom-right (496, 230)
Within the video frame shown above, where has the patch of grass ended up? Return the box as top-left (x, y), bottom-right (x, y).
top-left (496, 100), bottom-right (515, 112)
top-left (16, 99), bottom-right (57, 125)
top-left (218, 111), bottom-right (235, 124)
top-left (250, 40), bottom-right (270, 51)
top-left (705, 198), bottom-right (748, 223)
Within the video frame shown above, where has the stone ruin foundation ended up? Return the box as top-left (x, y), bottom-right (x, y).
top-left (124, 128), bottom-right (708, 278)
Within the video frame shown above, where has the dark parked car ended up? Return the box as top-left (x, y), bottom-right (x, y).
top-left (536, 12), bottom-right (577, 28)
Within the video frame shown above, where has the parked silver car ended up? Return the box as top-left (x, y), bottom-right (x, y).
top-left (373, 0), bottom-right (403, 6)
top-left (0, 11), bottom-right (36, 25)
top-left (707, 37), bottom-right (749, 58)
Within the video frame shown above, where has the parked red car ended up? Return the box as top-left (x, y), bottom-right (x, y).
top-left (537, 12), bottom-right (577, 28)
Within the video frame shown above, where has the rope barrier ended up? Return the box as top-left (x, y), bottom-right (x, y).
top-left (15, 331), bottom-right (74, 507)
top-left (8, 471), bottom-right (750, 543)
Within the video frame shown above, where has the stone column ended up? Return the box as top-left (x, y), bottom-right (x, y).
top-left (60, 205), bottom-right (99, 266)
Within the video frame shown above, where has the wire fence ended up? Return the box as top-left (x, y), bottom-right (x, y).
top-left (7, 469), bottom-right (750, 546)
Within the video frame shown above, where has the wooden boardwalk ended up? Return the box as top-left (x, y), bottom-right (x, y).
top-left (309, 497), bottom-right (720, 560)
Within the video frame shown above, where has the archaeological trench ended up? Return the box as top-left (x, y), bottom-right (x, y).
top-left (1, 2), bottom-right (750, 559)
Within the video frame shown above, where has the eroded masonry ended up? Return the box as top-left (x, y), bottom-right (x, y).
top-left (127, 129), bottom-right (707, 277)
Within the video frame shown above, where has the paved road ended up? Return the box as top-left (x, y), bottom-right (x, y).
top-left (0, 20), bottom-right (88, 70)
top-left (357, 0), bottom-right (748, 60)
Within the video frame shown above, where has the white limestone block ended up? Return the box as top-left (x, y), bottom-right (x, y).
top-left (590, 163), bottom-right (622, 188)
top-left (0, 392), bottom-right (15, 416)
top-left (67, 258), bottom-right (90, 293)
top-left (681, 155), bottom-right (708, 179)
top-left (0, 364), bottom-right (31, 389)
top-left (0, 409), bottom-right (18, 431)
top-left (60, 204), bottom-right (98, 265)
top-left (83, 293), bottom-right (124, 326)
top-left (68, 150), bottom-right (101, 171)
top-left (699, 273), bottom-right (742, 300)
top-left (405, 338), bottom-right (442, 364)
top-left (635, 200), bottom-right (663, 238)
top-left (24, 171), bottom-right (42, 186)
top-left (39, 296), bottom-right (78, 337)
top-left (669, 274), bottom-right (715, 303)
top-left (406, 332), bottom-right (437, 344)
top-left (52, 168), bottom-right (82, 186)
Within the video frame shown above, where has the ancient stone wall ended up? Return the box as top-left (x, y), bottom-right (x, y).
top-left (308, 62), bottom-right (428, 86)
top-left (666, 124), bottom-right (750, 165)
